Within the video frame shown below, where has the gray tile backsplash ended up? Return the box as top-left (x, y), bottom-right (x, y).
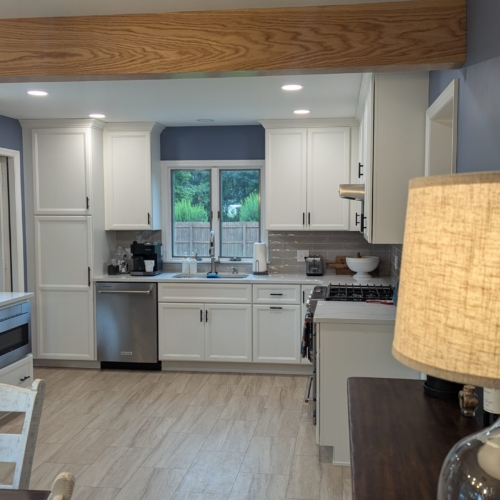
top-left (390, 244), bottom-right (403, 286)
top-left (268, 231), bottom-right (391, 275)
top-left (114, 230), bottom-right (163, 251)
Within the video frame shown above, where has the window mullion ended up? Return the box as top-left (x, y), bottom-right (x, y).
top-left (211, 167), bottom-right (221, 259)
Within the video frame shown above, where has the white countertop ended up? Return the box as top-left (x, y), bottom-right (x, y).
top-left (94, 273), bottom-right (392, 286)
top-left (314, 301), bottom-right (396, 325)
top-left (0, 292), bottom-right (34, 308)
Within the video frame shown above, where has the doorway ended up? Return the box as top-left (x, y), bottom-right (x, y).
top-left (0, 148), bottom-right (24, 292)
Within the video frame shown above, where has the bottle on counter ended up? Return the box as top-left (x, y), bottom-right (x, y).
top-left (182, 253), bottom-right (190, 274)
top-left (483, 387), bottom-right (500, 426)
top-left (190, 252), bottom-right (197, 274)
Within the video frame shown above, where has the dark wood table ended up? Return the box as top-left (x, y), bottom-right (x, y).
top-left (0, 491), bottom-right (50, 500)
top-left (348, 377), bottom-right (484, 500)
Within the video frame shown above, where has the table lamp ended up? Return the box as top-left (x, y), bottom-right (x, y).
top-left (392, 172), bottom-right (500, 499)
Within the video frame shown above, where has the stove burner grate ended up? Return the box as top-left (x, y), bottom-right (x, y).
top-left (326, 284), bottom-right (393, 302)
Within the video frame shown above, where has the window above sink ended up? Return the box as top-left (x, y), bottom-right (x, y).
top-left (162, 160), bottom-right (265, 263)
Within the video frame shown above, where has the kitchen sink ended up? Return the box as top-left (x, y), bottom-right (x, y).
top-left (172, 273), bottom-right (249, 279)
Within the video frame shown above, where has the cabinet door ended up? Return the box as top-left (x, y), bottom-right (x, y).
top-left (158, 303), bottom-right (205, 361)
top-left (33, 128), bottom-right (91, 215)
top-left (35, 217), bottom-right (94, 360)
top-left (205, 304), bottom-right (252, 362)
top-left (104, 130), bottom-right (152, 230)
top-left (253, 305), bottom-right (301, 364)
top-left (306, 128), bottom-right (350, 230)
top-left (265, 129), bottom-right (307, 230)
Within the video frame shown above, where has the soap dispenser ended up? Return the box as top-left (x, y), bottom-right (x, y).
top-left (189, 252), bottom-right (197, 274)
top-left (182, 253), bottom-right (190, 273)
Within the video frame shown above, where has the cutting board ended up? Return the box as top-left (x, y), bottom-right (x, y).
top-left (326, 256), bottom-right (353, 275)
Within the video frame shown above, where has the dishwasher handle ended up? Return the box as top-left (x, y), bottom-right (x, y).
top-left (98, 286), bottom-right (154, 295)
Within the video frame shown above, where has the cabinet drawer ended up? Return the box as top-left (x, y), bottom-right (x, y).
top-left (158, 283), bottom-right (252, 303)
top-left (253, 285), bottom-right (300, 304)
top-left (0, 354), bottom-right (34, 389)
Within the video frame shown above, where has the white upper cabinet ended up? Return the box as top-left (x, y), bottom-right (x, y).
top-left (104, 122), bottom-right (164, 230)
top-left (306, 128), bottom-right (350, 230)
top-left (359, 73), bottom-right (429, 244)
top-left (33, 127), bottom-right (92, 215)
top-left (264, 128), bottom-right (307, 231)
top-left (261, 121), bottom-right (352, 231)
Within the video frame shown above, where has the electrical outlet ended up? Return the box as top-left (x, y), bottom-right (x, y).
top-left (297, 250), bottom-right (309, 262)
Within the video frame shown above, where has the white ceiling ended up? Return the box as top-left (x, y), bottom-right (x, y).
top-left (0, 0), bottom-right (411, 19)
top-left (0, 74), bottom-right (364, 126)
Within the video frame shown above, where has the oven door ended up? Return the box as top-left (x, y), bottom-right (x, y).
top-left (0, 309), bottom-right (31, 370)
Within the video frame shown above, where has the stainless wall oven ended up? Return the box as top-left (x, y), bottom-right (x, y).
top-left (0, 302), bottom-right (31, 370)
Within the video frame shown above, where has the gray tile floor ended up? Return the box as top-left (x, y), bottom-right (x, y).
top-left (0, 368), bottom-right (352, 500)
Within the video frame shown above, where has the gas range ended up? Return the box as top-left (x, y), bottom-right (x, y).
top-left (307, 284), bottom-right (394, 313)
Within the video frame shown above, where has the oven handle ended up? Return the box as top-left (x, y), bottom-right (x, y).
top-left (304, 374), bottom-right (314, 403)
top-left (0, 311), bottom-right (30, 334)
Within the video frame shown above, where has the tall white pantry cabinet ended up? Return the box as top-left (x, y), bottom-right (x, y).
top-left (22, 119), bottom-right (112, 361)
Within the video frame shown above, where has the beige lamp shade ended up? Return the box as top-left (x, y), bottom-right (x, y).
top-left (393, 172), bottom-right (500, 388)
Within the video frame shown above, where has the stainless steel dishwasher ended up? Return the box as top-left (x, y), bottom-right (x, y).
top-left (96, 282), bottom-right (158, 366)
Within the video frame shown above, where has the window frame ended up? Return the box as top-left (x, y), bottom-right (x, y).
top-left (162, 160), bottom-right (265, 263)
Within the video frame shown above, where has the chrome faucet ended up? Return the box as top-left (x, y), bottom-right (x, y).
top-left (230, 266), bottom-right (238, 275)
top-left (209, 230), bottom-right (218, 274)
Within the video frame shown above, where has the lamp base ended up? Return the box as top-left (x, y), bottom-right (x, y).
top-left (438, 417), bottom-right (500, 499)
top-left (424, 376), bottom-right (462, 400)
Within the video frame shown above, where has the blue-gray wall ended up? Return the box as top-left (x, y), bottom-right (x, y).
top-left (429, 0), bottom-right (500, 173)
top-left (161, 125), bottom-right (265, 161)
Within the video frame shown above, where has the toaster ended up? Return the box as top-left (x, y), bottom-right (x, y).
top-left (305, 255), bottom-right (324, 276)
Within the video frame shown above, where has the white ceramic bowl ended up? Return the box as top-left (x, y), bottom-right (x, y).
top-left (346, 256), bottom-right (380, 280)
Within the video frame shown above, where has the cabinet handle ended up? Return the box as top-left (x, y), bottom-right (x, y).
top-left (147, 213), bottom-right (151, 225)
top-left (361, 215), bottom-right (367, 233)
top-left (200, 309), bottom-right (203, 322)
top-left (20, 375), bottom-right (30, 382)
top-left (308, 213), bottom-right (311, 225)
top-left (86, 197), bottom-right (90, 210)
top-left (88, 267), bottom-right (91, 287)
top-left (270, 293), bottom-right (283, 296)
top-left (270, 306), bottom-right (283, 310)
top-left (303, 213), bottom-right (305, 225)
top-left (303, 291), bottom-right (305, 303)
top-left (206, 310), bottom-right (208, 322)
top-left (355, 213), bottom-right (360, 226)
top-left (358, 163), bottom-right (364, 178)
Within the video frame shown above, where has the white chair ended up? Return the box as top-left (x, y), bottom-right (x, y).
top-left (48, 472), bottom-right (75, 500)
top-left (0, 379), bottom-right (45, 489)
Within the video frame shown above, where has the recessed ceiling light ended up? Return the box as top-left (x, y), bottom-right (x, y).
top-left (294, 109), bottom-right (310, 115)
top-left (281, 85), bottom-right (303, 91)
top-left (89, 114), bottom-right (106, 119)
top-left (27, 90), bottom-right (48, 96)
top-left (197, 119), bottom-right (215, 123)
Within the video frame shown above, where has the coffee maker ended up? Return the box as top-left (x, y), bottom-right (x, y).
top-left (130, 242), bottom-right (163, 276)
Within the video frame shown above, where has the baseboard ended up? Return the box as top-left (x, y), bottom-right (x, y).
top-left (34, 359), bottom-right (101, 369)
top-left (161, 360), bottom-right (312, 375)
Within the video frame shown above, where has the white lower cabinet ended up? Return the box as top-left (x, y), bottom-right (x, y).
top-left (253, 305), bottom-right (301, 364)
top-left (159, 302), bottom-right (252, 362)
top-left (0, 354), bottom-right (34, 389)
top-left (35, 216), bottom-right (94, 360)
top-left (159, 303), bottom-right (205, 361)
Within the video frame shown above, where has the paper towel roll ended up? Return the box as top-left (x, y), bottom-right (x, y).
top-left (252, 242), bottom-right (267, 275)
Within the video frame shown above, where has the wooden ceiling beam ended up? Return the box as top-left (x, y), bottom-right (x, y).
top-left (0, 0), bottom-right (466, 82)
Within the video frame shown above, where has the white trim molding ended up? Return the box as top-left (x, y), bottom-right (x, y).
top-left (162, 160), bottom-right (264, 168)
top-left (0, 147), bottom-right (25, 292)
top-left (425, 79), bottom-right (459, 176)
top-left (259, 118), bottom-right (359, 129)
